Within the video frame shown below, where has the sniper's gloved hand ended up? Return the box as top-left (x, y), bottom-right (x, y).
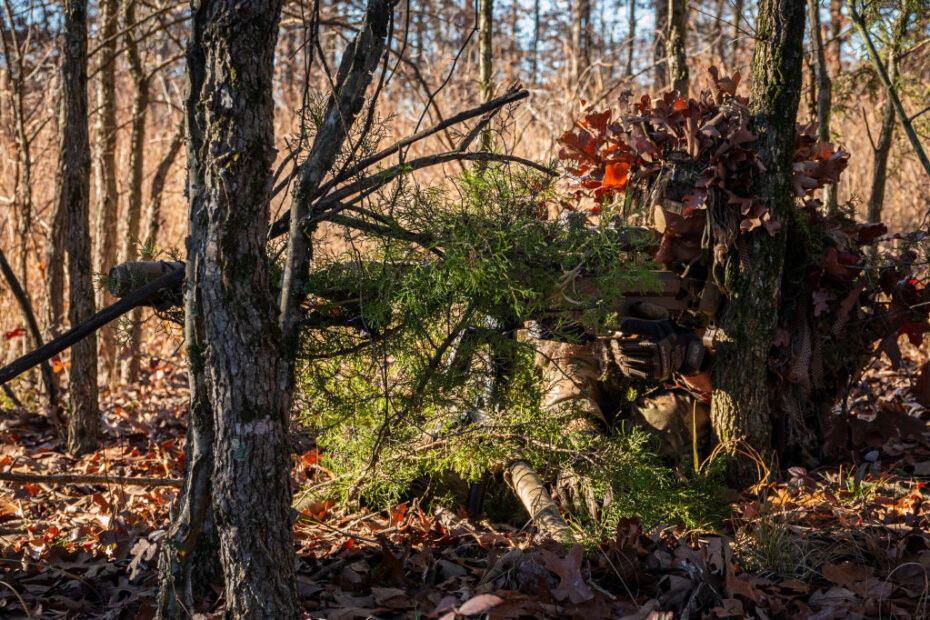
top-left (609, 318), bottom-right (705, 381)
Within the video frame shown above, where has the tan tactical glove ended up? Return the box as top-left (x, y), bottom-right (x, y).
top-left (610, 318), bottom-right (706, 381)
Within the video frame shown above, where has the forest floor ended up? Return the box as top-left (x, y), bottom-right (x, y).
top-left (1, 343), bottom-right (930, 619)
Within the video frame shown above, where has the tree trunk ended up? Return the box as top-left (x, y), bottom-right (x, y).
top-left (653, 0), bottom-right (668, 90)
top-left (807, 0), bottom-right (835, 212)
top-left (711, 0), bottom-right (806, 482)
top-left (478, 0), bottom-right (493, 151)
top-left (120, 0), bottom-right (149, 385)
top-left (181, 1), bottom-right (298, 616)
top-left (711, 0), bottom-right (726, 66)
top-left (626, 0), bottom-right (636, 77)
top-left (829, 0), bottom-right (842, 72)
top-left (156, 347), bottom-right (220, 617)
top-left (570, 0), bottom-right (591, 84)
top-left (92, 0), bottom-right (119, 384)
top-left (867, 6), bottom-right (909, 224)
top-left (0, 3), bottom-right (36, 359)
top-left (667, 0), bottom-right (689, 95)
top-left (532, 0), bottom-right (540, 83)
top-left (731, 0), bottom-right (744, 66)
top-left (59, 0), bottom-right (98, 456)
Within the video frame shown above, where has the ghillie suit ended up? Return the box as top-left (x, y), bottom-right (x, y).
top-left (553, 68), bottom-right (930, 469)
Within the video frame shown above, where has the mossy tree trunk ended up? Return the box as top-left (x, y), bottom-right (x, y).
top-left (59, 0), bottom-right (99, 456)
top-left (710, 0), bottom-right (806, 482)
top-left (161, 1), bottom-right (299, 617)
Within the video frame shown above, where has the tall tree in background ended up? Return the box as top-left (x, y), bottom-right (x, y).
top-left (184, 0), bottom-right (296, 613)
top-left (0, 3), bottom-right (35, 358)
top-left (711, 0), bottom-right (807, 478)
top-left (532, 0), bottom-right (540, 83)
top-left (667, 0), bottom-right (689, 94)
top-left (808, 0), bottom-right (835, 212)
top-left (732, 0), bottom-right (745, 65)
top-left (58, 0), bottom-right (98, 455)
top-left (867, 6), bottom-right (911, 223)
top-left (654, 0), bottom-right (668, 89)
top-left (626, 0), bottom-right (636, 76)
top-left (571, 0), bottom-right (592, 84)
top-left (479, 0), bottom-right (493, 150)
top-left (829, 0), bottom-right (843, 70)
top-left (92, 0), bottom-right (119, 384)
top-left (120, 0), bottom-right (149, 385)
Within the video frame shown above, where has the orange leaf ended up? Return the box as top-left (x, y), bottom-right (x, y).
top-left (602, 161), bottom-right (631, 190)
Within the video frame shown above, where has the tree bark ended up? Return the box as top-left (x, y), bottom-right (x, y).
top-left (667, 0), bottom-right (689, 95)
top-left (92, 0), bottom-right (120, 384)
top-left (176, 1), bottom-right (298, 616)
top-left (807, 0), bottom-right (835, 212)
top-left (653, 0), bottom-right (668, 90)
top-left (711, 0), bottom-right (806, 482)
top-left (120, 0), bottom-right (149, 385)
top-left (867, 6), bottom-right (909, 224)
top-left (59, 0), bottom-right (98, 456)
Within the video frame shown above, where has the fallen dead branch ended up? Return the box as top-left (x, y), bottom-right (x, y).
top-left (0, 471), bottom-right (182, 487)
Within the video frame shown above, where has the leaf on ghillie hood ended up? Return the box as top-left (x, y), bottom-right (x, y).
top-left (556, 68), bottom-right (849, 245)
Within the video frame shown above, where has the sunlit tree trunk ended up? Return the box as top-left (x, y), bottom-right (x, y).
top-left (59, 0), bottom-right (98, 455)
top-left (177, 0), bottom-right (298, 616)
top-left (667, 0), bottom-right (689, 95)
top-left (92, 0), bottom-right (120, 384)
top-left (570, 0), bottom-right (592, 85)
top-left (120, 0), bottom-right (149, 385)
top-left (711, 0), bottom-right (806, 482)
top-left (479, 0), bottom-right (493, 150)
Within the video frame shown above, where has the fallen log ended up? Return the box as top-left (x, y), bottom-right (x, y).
top-left (0, 471), bottom-right (182, 487)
